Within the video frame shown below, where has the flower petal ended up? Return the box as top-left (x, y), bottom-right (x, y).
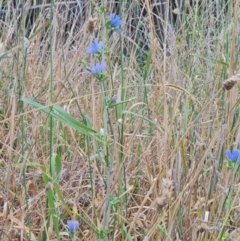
top-left (226, 149), bottom-right (239, 162)
top-left (90, 61), bottom-right (106, 74)
top-left (86, 39), bottom-right (103, 54)
top-left (109, 13), bottom-right (122, 28)
top-left (67, 220), bottom-right (79, 233)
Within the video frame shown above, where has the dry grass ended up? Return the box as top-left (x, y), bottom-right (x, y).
top-left (0, 0), bottom-right (239, 240)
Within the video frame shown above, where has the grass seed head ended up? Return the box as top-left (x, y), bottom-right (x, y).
top-left (223, 73), bottom-right (240, 90)
top-left (87, 17), bottom-right (97, 34)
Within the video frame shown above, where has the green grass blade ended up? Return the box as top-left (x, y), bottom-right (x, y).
top-left (22, 97), bottom-right (100, 139)
top-left (50, 153), bottom-right (62, 183)
top-left (123, 110), bottom-right (164, 132)
top-left (46, 187), bottom-right (60, 239)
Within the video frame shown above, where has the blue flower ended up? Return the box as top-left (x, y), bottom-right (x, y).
top-left (109, 13), bottom-right (121, 29)
top-left (89, 61), bottom-right (106, 74)
top-left (226, 149), bottom-right (240, 162)
top-left (67, 220), bottom-right (79, 233)
top-left (86, 39), bottom-right (103, 54)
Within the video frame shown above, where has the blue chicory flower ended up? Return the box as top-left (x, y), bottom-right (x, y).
top-left (226, 149), bottom-right (240, 162)
top-left (89, 61), bottom-right (106, 74)
top-left (86, 39), bottom-right (103, 54)
top-left (67, 220), bottom-right (79, 233)
top-left (109, 13), bottom-right (121, 30)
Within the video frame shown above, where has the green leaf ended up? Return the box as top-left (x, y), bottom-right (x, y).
top-left (22, 97), bottom-right (100, 140)
top-left (29, 21), bottom-right (49, 40)
top-left (180, 140), bottom-right (187, 175)
top-left (52, 181), bottom-right (72, 216)
top-left (50, 153), bottom-right (62, 183)
top-left (46, 187), bottom-right (60, 239)
top-left (143, 49), bottom-right (152, 81)
top-left (123, 110), bottom-right (164, 132)
top-left (41, 166), bottom-right (50, 184)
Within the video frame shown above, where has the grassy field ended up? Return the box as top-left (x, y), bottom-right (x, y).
top-left (0, 0), bottom-right (240, 240)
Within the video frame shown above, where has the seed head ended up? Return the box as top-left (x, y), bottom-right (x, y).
top-left (87, 17), bottom-right (97, 34)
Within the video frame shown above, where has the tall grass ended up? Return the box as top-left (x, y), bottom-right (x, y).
top-left (0, 0), bottom-right (239, 240)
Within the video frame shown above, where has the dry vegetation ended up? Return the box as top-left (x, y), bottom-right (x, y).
top-left (0, 0), bottom-right (240, 240)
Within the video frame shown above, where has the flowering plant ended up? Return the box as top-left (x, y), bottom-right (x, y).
top-left (226, 149), bottom-right (240, 163)
top-left (86, 39), bottom-right (103, 55)
top-left (67, 220), bottom-right (79, 233)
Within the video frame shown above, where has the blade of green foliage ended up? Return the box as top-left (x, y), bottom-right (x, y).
top-left (50, 153), bottom-right (62, 183)
top-left (0, 53), bottom-right (8, 60)
top-left (40, 167), bottom-right (60, 238)
top-left (123, 110), bottom-right (164, 132)
top-left (52, 181), bottom-right (99, 234)
top-left (143, 48), bottom-right (152, 82)
top-left (111, 98), bottom-right (136, 107)
top-left (41, 168), bottom-right (71, 215)
top-left (43, 169), bottom-right (100, 234)
top-left (41, 166), bottom-right (50, 184)
top-left (142, 49), bottom-right (152, 135)
top-left (180, 140), bottom-right (187, 176)
top-left (46, 188), bottom-right (60, 239)
top-left (183, 97), bottom-right (190, 132)
top-left (232, 104), bottom-right (240, 131)
top-left (51, 181), bottom-right (72, 215)
top-left (22, 97), bottom-right (99, 139)
top-left (84, 114), bottom-right (93, 128)
top-left (29, 21), bottom-right (50, 40)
